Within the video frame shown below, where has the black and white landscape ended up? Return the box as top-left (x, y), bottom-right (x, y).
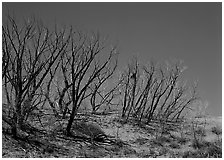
top-left (2, 2), bottom-right (222, 158)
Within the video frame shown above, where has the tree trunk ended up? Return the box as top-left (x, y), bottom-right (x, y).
top-left (12, 113), bottom-right (18, 138)
top-left (66, 102), bottom-right (78, 135)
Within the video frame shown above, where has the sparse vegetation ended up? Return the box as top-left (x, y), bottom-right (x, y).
top-left (2, 15), bottom-right (222, 158)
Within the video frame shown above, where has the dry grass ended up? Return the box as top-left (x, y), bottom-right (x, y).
top-left (2, 113), bottom-right (222, 158)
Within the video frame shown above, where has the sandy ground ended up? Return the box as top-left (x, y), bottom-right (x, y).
top-left (2, 113), bottom-right (222, 158)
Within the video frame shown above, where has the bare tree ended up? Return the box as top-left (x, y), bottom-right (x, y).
top-left (133, 62), bottom-right (156, 122)
top-left (89, 59), bottom-right (121, 114)
top-left (120, 66), bottom-right (132, 118)
top-left (2, 16), bottom-right (69, 137)
top-left (149, 61), bottom-right (198, 123)
top-left (119, 58), bottom-right (147, 121)
top-left (44, 56), bottom-right (62, 118)
top-left (119, 59), bottom-right (199, 124)
top-left (51, 30), bottom-right (118, 135)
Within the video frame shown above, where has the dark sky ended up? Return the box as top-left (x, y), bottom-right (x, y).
top-left (3, 2), bottom-right (222, 116)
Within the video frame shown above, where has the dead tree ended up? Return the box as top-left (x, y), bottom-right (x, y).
top-left (133, 62), bottom-right (155, 122)
top-left (119, 58), bottom-right (144, 121)
top-left (144, 61), bottom-right (199, 123)
top-left (44, 56), bottom-right (62, 117)
top-left (126, 59), bottom-right (139, 120)
top-left (89, 59), bottom-right (120, 114)
top-left (53, 30), bottom-right (118, 135)
top-left (120, 66), bottom-right (132, 118)
top-left (2, 16), bottom-right (69, 137)
top-left (119, 59), bottom-right (199, 124)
